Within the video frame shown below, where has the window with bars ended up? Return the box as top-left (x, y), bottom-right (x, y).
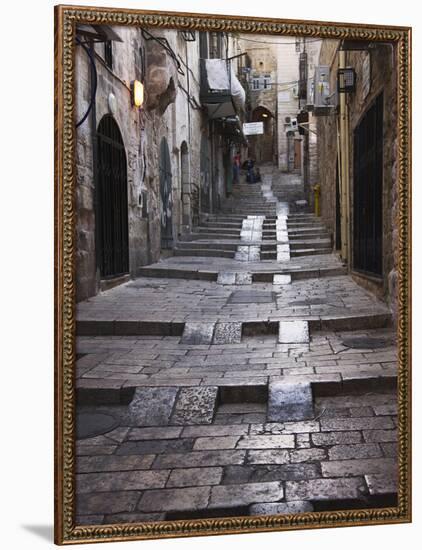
top-left (250, 74), bottom-right (272, 91)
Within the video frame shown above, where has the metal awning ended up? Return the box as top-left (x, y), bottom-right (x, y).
top-left (200, 59), bottom-right (245, 119)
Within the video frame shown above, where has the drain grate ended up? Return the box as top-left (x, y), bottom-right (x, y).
top-left (341, 336), bottom-right (392, 349)
top-left (76, 412), bottom-right (119, 439)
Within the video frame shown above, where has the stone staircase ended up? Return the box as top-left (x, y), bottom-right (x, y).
top-left (173, 181), bottom-right (276, 258)
top-left (288, 213), bottom-right (332, 257)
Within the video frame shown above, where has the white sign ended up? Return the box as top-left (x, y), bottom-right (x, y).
top-left (243, 122), bottom-right (264, 135)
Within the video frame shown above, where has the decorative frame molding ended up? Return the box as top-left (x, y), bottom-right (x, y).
top-left (54, 4), bottom-right (411, 544)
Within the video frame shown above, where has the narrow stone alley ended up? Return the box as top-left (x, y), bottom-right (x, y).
top-left (75, 166), bottom-right (397, 524)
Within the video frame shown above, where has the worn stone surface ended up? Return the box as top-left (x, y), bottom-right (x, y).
top-left (138, 487), bottom-right (211, 512)
top-left (279, 321), bottom-right (309, 344)
top-left (268, 382), bottom-right (314, 422)
top-left (124, 387), bottom-right (178, 427)
top-left (237, 435), bottom-right (295, 449)
top-left (321, 458), bottom-right (396, 478)
top-left (285, 478), bottom-right (366, 501)
top-left (128, 427), bottom-right (182, 440)
top-left (193, 436), bottom-right (240, 450)
top-left (76, 470), bottom-right (169, 493)
top-left (213, 322), bottom-right (242, 344)
top-left (77, 491), bottom-right (140, 515)
top-left (170, 386), bottom-right (218, 425)
top-left (246, 450), bottom-right (290, 465)
top-left (167, 467), bottom-right (223, 487)
top-left (365, 473), bottom-right (397, 495)
top-left (116, 438), bottom-right (194, 455)
top-left (153, 450), bottom-right (247, 469)
top-left (249, 501), bottom-right (313, 515)
top-left (76, 455), bottom-right (155, 473)
top-left (328, 443), bottom-right (382, 460)
top-left (181, 322), bottom-right (216, 345)
top-left (311, 431), bottom-right (362, 446)
top-left (223, 464), bottom-right (320, 484)
top-left (209, 482), bottom-right (284, 508)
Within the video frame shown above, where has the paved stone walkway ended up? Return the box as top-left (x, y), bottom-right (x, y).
top-left (75, 169), bottom-right (397, 524)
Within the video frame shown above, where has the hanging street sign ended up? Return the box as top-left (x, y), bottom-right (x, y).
top-left (243, 122), bottom-right (264, 135)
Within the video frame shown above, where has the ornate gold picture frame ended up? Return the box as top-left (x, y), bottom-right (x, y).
top-left (54, 4), bottom-right (411, 545)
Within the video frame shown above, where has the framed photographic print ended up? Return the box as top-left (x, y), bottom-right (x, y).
top-left (54, 3), bottom-right (412, 545)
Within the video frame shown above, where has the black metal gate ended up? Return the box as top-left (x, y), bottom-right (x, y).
top-left (97, 115), bottom-right (129, 278)
top-left (159, 137), bottom-right (173, 249)
top-left (353, 93), bottom-right (383, 276)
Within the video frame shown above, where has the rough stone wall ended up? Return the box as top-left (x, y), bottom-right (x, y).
top-left (75, 27), bottom-right (204, 301)
top-left (239, 39), bottom-right (278, 163)
top-left (347, 45), bottom-right (398, 316)
top-left (75, 26), bottom-right (146, 301)
top-left (316, 41), bottom-right (398, 315)
top-left (276, 39), bottom-right (321, 174)
top-left (316, 40), bottom-right (339, 240)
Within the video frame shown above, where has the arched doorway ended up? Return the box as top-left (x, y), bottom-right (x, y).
top-left (251, 106), bottom-right (275, 163)
top-left (97, 115), bottom-right (129, 278)
top-left (159, 137), bottom-right (173, 249)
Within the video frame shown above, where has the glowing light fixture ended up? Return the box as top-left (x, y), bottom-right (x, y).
top-left (262, 113), bottom-right (269, 118)
top-left (131, 80), bottom-right (144, 107)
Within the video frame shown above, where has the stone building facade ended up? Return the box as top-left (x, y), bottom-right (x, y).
top-left (316, 40), bottom-right (398, 316)
top-left (75, 25), bottom-right (245, 301)
top-left (274, 38), bottom-right (321, 200)
top-left (238, 37), bottom-right (278, 163)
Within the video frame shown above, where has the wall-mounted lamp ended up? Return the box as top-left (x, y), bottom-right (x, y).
top-left (337, 67), bottom-right (356, 93)
top-left (131, 80), bottom-right (144, 107)
top-left (262, 113), bottom-right (269, 118)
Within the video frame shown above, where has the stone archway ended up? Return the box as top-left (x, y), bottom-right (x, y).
top-left (96, 114), bottom-right (129, 278)
top-left (250, 106), bottom-right (275, 163)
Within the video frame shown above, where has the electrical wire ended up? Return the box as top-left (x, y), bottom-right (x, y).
top-left (141, 28), bottom-right (185, 75)
top-left (75, 36), bottom-right (97, 128)
top-left (230, 34), bottom-right (325, 46)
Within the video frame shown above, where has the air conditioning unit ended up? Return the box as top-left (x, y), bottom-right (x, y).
top-left (313, 66), bottom-right (337, 115)
top-left (284, 116), bottom-right (298, 133)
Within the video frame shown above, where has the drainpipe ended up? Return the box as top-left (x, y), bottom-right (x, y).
top-left (338, 50), bottom-right (350, 263)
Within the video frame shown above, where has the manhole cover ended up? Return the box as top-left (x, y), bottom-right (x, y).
top-left (341, 337), bottom-right (391, 349)
top-left (228, 291), bottom-right (276, 304)
top-left (76, 413), bottom-right (119, 440)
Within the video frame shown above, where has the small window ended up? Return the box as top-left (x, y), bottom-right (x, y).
top-left (209, 32), bottom-right (222, 59)
top-left (199, 32), bottom-right (208, 58)
top-left (104, 40), bottom-right (113, 69)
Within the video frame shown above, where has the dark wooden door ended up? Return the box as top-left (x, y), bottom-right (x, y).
top-left (353, 93), bottom-right (383, 276)
top-left (97, 115), bottom-right (129, 278)
top-left (159, 137), bottom-right (173, 249)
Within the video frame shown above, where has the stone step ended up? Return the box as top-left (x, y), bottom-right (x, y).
top-left (291, 248), bottom-right (332, 257)
top-left (176, 241), bottom-right (239, 251)
top-left (137, 265), bottom-right (348, 282)
top-left (289, 233), bottom-right (330, 241)
top-left (290, 239), bottom-right (332, 250)
top-left (191, 232), bottom-right (241, 240)
top-left (76, 310), bottom-right (392, 337)
top-left (173, 248), bottom-right (235, 258)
